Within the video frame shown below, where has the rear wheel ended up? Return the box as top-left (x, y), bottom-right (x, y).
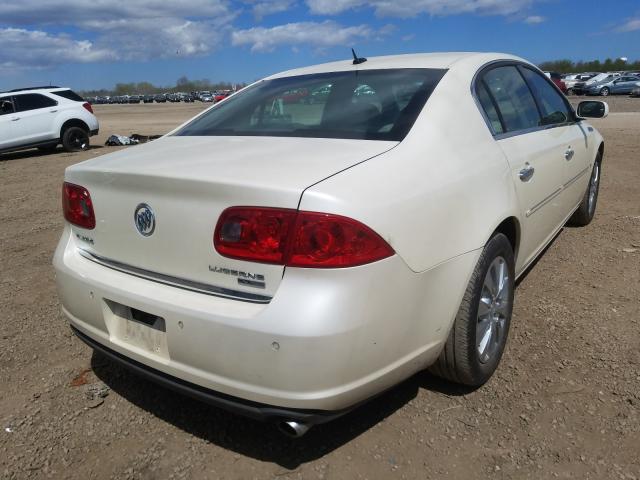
top-left (430, 233), bottom-right (515, 386)
top-left (568, 153), bottom-right (601, 227)
top-left (62, 126), bottom-right (90, 152)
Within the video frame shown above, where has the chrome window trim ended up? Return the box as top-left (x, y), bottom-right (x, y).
top-left (78, 249), bottom-right (272, 304)
top-left (471, 59), bottom-right (579, 140)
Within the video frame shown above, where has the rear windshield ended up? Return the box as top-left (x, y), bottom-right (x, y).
top-left (52, 89), bottom-right (85, 102)
top-left (176, 68), bottom-right (447, 141)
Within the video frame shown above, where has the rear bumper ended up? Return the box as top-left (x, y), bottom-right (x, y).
top-left (90, 129), bottom-right (99, 137)
top-left (72, 325), bottom-right (347, 424)
top-left (54, 226), bottom-right (479, 412)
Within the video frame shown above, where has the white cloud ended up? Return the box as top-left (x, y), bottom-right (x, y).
top-left (231, 20), bottom-right (373, 52)
top-left (306, 0), bottom-right (536, 17)
top-left (523, 15), bottom-right (545, 24)
top-left (244, 0), bottom-right (296, 21)
top-left (0, 28), bottom-right (115, 69)
top-left (0, 1), bottom-right (230, 25)
top-left (0, 0), bottom-right (235, 68)
top-left (80, 18), bottom-right (226, 60)
top-left (615, 17), bottom-right (640, 33)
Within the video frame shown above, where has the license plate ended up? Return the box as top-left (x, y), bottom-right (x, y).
top-left (105, 300), bottom-right (169, 359)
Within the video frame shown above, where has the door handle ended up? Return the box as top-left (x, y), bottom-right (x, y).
top-left (519, 163), bottom-right (535, 182)
top-left (10, 117), bottom-right (20, 121)
top-left (564, 147), bottom-right (575, 161)
top-left (49, 109), bottom-right (58, 113)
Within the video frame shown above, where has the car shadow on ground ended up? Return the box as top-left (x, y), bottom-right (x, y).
top-left (91, 352), bottom-right (473, 469)
top-left (0, 145), bottom-right (104, 162)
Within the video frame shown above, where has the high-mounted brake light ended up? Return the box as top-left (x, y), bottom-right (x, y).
top-left (62, 182), bottom-right (95, 229)
top-left (214, 207), bottom-right (394, 268)
top-left (82, 102), bottom-right (93, 114)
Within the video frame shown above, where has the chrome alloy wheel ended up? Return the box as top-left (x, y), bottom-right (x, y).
top-left (588, 162), bottom-right (600, 215)
top-left (477, 256), bottom-right (510, 364)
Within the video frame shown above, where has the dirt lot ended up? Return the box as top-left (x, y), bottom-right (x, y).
top-left (1, 100), bottom-right (639, 480)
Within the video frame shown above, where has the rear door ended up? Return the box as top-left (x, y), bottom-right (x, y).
top-left (12, 93), bottom-right (59, 144)
top-left (476, 65), bottom-right (568, 272)
top-left (0, 95), bottom-right (19, 150)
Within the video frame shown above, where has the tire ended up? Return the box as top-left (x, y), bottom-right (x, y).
top-left (430, 233), bottom-right (515, 386)
top-left (62, 126), bottom-right (90, 152)
top-left (568, 153), bottom-right (601, 227)
top-left (600, 87), bottom-right (610, 96)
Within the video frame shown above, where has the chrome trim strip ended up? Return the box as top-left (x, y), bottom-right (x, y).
top-left (525, 166), bottom-right (589, 218)
top-left (526, 187), bottom-right (562, 217)
top-left (78, 249), bottom-right (272, 304)
top-left (564, 166), bottom-right (590, 189)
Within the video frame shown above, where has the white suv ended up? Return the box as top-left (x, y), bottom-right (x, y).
top-left (0, 87), bottom-right (99, 154)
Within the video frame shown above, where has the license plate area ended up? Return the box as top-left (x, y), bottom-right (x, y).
top-left (103, 299), bottom-right (169, 359)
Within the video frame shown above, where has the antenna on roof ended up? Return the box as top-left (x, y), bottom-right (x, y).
top-left (351, 48), bottom-right (367, 65)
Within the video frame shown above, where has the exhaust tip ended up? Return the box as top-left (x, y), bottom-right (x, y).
top-left (277, 420), bottom-right (311, 438)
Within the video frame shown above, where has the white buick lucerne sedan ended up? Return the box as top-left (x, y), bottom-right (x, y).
top-left (54, 52), bottom-right (607, 437)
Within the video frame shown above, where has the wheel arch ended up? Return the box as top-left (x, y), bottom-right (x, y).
top-left (490, 216), bottom-right (521, 263)
top-left (597, 141), bottom-right (604, 162)
top-left (59, 119), bottom-right (90, 139)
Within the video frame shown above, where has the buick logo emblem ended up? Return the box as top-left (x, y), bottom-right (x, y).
top-left (134, 204), bottom-right (155, 236)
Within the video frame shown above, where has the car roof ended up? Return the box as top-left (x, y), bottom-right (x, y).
top-left (266, 52), bottom-right (526, 79)
top-left (1, 86), bottom-right (71, 95)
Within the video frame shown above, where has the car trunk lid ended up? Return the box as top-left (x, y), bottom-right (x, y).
top-left (65, 135), bottom-right (396, 300)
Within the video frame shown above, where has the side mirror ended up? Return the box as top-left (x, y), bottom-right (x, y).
top-left (577, 101), bottom-right (609, 119)
top-left (0, 100), bottom-right (13, 114)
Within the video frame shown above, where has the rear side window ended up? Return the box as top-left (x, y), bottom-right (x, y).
top-left (520, 68), bottom-right (570, 126)
top-left (0, 96), bottom-right (14, 115)
top-left (53, 89), bottom-right (85, 102)
top-left (14, 93), bottom-right (57, 112)
top-left (476, 82), bottom-right (504, 135)
top-left (481, 66), bottom-right (540, 133)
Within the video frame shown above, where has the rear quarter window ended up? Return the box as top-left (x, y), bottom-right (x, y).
top-left (53, 90), bottom-right (85, 102)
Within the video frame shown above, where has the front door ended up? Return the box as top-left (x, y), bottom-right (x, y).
top-left (0, 95), bottom-right (19, 150)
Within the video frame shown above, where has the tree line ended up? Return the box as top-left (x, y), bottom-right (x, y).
top-left (538, 58), bottom-right (639, 74)
top-left (79, 76), bottom-right (248, 97)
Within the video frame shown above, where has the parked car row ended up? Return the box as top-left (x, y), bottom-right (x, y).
top-left (561, 71), bottom-right (640, 96)
top-left (86, 91), bottom-right (233, 105)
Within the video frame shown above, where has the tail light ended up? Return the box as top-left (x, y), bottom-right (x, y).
top-left (214, 207), bottom-right (394, 268)
top-left (82, 102), bottom-right (93, 114)
top-left (62, 182), bottom-right (95, 229)
top-left (214, 207), bottom-right (296, 264)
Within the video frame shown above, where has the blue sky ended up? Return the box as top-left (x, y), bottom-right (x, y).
top-left (1, 0), bottom-right (639, 91)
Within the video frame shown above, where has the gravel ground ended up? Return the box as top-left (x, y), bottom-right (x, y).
top-left (1, 100), bottom-right (639, 480)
